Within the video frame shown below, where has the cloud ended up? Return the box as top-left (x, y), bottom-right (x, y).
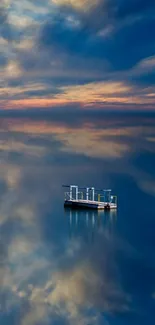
top-left (0, 1), bottom-right (11, 25)
top-left (54, 126), bottom-right (130, 159)
top-left (0, 82), bottom-right (50, 99)
top-left (21, 305), bottom-right (48, 325)
top-left (1, 0), bottom-right (155, 109)
top-left (0, 59), bottom-right (23, 79)
top-left (45, 261), bottom-right (129, 314)
top-left (52, 0), bottom-right (98, 12)
top-left (0, 0), bottom-right (12, 41)
top-left (1, 114), bottom-right (153, 195)
top-left (4, 232), bottom-right (129, 325)
top-left (0, 118), bottom-right (133, 159)
top-left (9, 14), bottom-right (37, 30)
top-left (1, 78), bottom-right (155, 110)
top-left (39, 0), bottom-right (155, 74)
top-left (52, 0), bottom-right (155, 29)
top-left (0, 36), bottom-right (8, 46)
top-left (14, 39), bottom-right (34, 51)
top-left (0, 139), bottom-right (48, 157)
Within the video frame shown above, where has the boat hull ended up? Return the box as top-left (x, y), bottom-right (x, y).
top-left (64, 199), bottom-right (117, 210)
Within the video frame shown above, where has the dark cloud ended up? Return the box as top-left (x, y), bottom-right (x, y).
top-left (0, 54), bottom-right (8, 66)
top-left (54, 0), bottom-right (155, 32)
top-left (0, 2), bottom-right (12, 41)
top-left (0, 22), bottom-right (12, 40)
top-left (0, 2), bottom-right (8, 25)
top-left (114, 0), bottom-right (155, 20)
top-left (1, 0), bottom-right (155, 105)
top-left (39, 0), bottom-right (155, 72)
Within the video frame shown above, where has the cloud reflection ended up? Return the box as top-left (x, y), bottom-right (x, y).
top-left (0, 114), bottom-right (155, 325)
top-left (0, 193), bottom-right (129, 325)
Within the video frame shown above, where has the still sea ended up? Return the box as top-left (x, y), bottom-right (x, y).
top-left (0, 112), bottom-right (155, 325)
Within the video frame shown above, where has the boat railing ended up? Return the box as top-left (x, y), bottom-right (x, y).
top-left (64, 190), bottom-right (117, 204)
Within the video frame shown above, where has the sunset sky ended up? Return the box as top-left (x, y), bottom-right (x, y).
top-left (0, 0), bottom-right (155, 111)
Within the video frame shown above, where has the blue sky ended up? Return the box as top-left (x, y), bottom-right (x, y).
top-left (0, 0), bottom-right (155, 110)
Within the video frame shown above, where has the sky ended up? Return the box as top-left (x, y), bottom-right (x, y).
top-left (0, 0), bottom-right (155, 112)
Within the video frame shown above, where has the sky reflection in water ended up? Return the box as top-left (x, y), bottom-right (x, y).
top-left (0, 114), bottom-right (155, 325)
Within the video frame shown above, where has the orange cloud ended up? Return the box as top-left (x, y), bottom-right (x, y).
top-left (0, 118), bottom-right (147, 159)
top-left (52, 0), bottom-right (98, 11)
top-left (1, 80), bottom-right (155, 110)
top-left (0, 98), bottom-right (72, 110)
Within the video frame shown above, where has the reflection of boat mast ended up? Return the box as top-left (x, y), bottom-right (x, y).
top-left (65, 208), bottom-right (117, 243)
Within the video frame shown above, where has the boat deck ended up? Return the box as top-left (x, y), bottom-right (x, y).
top-left (64, 199), bottom-right (117, 210)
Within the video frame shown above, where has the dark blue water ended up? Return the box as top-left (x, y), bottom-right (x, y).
top-left (0, 113), bottom-right (155, 325)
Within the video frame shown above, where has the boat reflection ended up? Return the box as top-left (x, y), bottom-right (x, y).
top-left (64, 208), bottom-right (117, 243)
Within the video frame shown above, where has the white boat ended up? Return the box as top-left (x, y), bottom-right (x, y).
top-left (63, 185), bottom-right (117, 210)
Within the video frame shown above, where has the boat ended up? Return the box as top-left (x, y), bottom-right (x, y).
top-left (62, 185), bottom-right (117, 210)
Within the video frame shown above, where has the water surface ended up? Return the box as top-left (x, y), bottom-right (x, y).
top-left (0, 113), bottom-right (155, 325)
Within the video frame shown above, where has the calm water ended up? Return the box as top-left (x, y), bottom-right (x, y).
top-left (0, 113), bottom-right (155, 325)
